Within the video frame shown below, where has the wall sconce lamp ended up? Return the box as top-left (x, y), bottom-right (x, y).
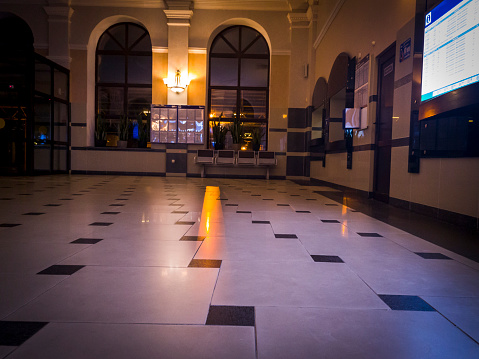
top-left (163, 70), bottom-right (190, 93)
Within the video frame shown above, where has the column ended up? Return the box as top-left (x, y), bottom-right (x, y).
top-left (43, 4), bottom-right (73, 69)
top-left (164, 1), bottom-right (193, 105)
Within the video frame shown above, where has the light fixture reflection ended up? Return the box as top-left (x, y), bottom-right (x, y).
top-left (198, 186), bottom-right (222, 236)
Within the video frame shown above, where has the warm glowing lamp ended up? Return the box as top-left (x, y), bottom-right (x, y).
top-left (163, 70), bottom-right (191, 93)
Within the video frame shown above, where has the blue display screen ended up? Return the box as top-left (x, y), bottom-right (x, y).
top-left (421, 0), bottom-right (479, 102)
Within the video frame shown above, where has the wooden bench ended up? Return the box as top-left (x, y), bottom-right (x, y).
top-left (194, 150), bottom-right (277, 179)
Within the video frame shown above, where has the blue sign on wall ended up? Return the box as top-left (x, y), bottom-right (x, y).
top-left (400, 38), bottom-right (411, 63)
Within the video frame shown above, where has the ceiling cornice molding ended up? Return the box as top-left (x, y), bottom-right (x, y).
top-left (194, 0), bottom-right (291, 11)
top-left (44, 5), bottom-right (74, 18)
top-left (70, 0), bottom-right (166, 8)
top-left (163, 9), bottom-right (193, 19)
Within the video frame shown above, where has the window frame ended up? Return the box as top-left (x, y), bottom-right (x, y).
top-left (207, 25), bottom-right (270, 150)
top-left (95, 22), bottom-right (152, 128)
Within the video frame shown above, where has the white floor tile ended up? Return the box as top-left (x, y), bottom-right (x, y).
top-left (6, 266), bottom-right (219, 324)
top-left (256, 307), bottom-right (479, 359)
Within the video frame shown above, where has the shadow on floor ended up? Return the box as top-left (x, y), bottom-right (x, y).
top-left (303, 184), bottom-right (479, 263)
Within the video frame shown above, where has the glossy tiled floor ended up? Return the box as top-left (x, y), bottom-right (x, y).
top-left (1, 175), bottom-right (478, 358)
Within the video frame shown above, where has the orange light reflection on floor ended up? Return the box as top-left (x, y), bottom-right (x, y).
top-left (199, 186), bottom-right (222, 236)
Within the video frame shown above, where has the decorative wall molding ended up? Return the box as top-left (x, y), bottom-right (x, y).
top-left (163, 9), bottom-right (193, 20)
top-left (272, 49), bottom-right (291, 56)
top-left (188, 47), bottom-right (206, 54)
top-left (152, 46), bottom-right (168, 53)
top-left (313, 0), bottom-right (346, 49)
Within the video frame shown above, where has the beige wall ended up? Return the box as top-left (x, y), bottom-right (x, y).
top-left (152, 52), bottom-right (168, 105)
top-left (187, 53), bottom-right (206, 106)
top-left (314, 0), bottom-right (415, 81)
top-left (70, 6), bottom-right (168, 47)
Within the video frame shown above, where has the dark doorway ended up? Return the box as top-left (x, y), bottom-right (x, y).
top-left (0, 13), bottom-right (34, 174)
top-left (0, 12), bottom-right (70, 175)
top-left (373, 44), bottom-right (395, 202)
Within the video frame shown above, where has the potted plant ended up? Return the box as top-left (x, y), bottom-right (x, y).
top-left (95, 114), bottom-right (107, 147)
top-left (137, 113), bottom-right (150, 148)
top-left (229, 117), bottom-right (244, 151)
top-left (212, 118), bottom-right (228, 150)
top-left (251, 127), bottom-right (263, 151)
top-left (117, 115), bottom-right (129, 148)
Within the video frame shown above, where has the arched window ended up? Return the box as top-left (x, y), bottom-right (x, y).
top-left (95, 22), bottom-right (152, 139)
top-left (208, 25), bottom-right (270, 150)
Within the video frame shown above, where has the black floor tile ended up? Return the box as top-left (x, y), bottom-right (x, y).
top-left (37, 265), bottom-right (85, 275)
top-left (357, 232), bottom-right (383, 237)
top-left (321, 220), bottom-right (340, 223)
top-left (72, 194), bottom-right (83, 196)
top-left (115, 198), bottom-right (128, 201)
top-left (251, 194), bottom-right (261, 197)
top-left (378, 295), bottom-right (435, 311)
top-left (225, 204), bottom-right (238, 206)
top-left (71, 238), bottom-right (103, 244)
top-left (277, 204), bottom-right (289, 206)
top-left (175, 221), bottom-right (195, 225)
top-left (169, 198), bottom-right (181, 201)
top-left (109, 204), bottom-right (124, 207)
top-left (44, 204), bottom-right (61, 207)
top-left (262, 199), bottom-right (274, 201)
top-left (0, 223), bottom-right (21, 227)
top-left (180, 236), bottom-right (205, 241)
top-left (59, 198), bottom-right (73, 200)
top-left (311, 255), bottom-right (344, 263)
top-left (0, 198), bottom-right (13, 200)
top-left (290, 194), bottom-right (300, 197)
top-left (188, 259), bottom-right (222, 268)
top-left (19, 194), bottom-right (32, 196)
top-left (169, 203), bottom-right (184, 206)
top-left (23, 212), bottom-right (45, 216)
top-left (236, 211), bottom-right (252, 214)
top-left (296, 211), bottom-right (311, 213)
top-left (325, 203), bottom-right (339, 206)
top-left (252, 220), bottom-right (270, 224)
top-left (205, 305), bottom-right (255, 326)
top-left (415, 252), bottom-right (452, 260)
top-left (275, 234), bottom-right (298, 239)
top-left (0, 321), bottom-right (49, 346)
top-left (306, 198), bottom-right (317, 201)
top-left (89, 222), bottom-right (113, 226)
top-left (101, 211), bottom-right (120, 215)
top-left (172, 210), bottom-right (189, 214)
top-left (217, 198), bottom-right (228, 201)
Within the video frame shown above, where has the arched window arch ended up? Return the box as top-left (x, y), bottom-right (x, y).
top-left (208, 25), bottom-right (270, 150)
top-left (95, 22), bottom-right (152, 140)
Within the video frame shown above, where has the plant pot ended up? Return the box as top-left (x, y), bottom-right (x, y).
top-left (118, 140), bottom-right (128, 148)
top-left (232, 143), bottom-right (241, 151)
top-left (95, 139), bottom-right (106, 147)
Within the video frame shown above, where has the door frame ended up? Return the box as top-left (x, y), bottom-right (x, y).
top-left (373, 42), bottom-right (396, 202)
